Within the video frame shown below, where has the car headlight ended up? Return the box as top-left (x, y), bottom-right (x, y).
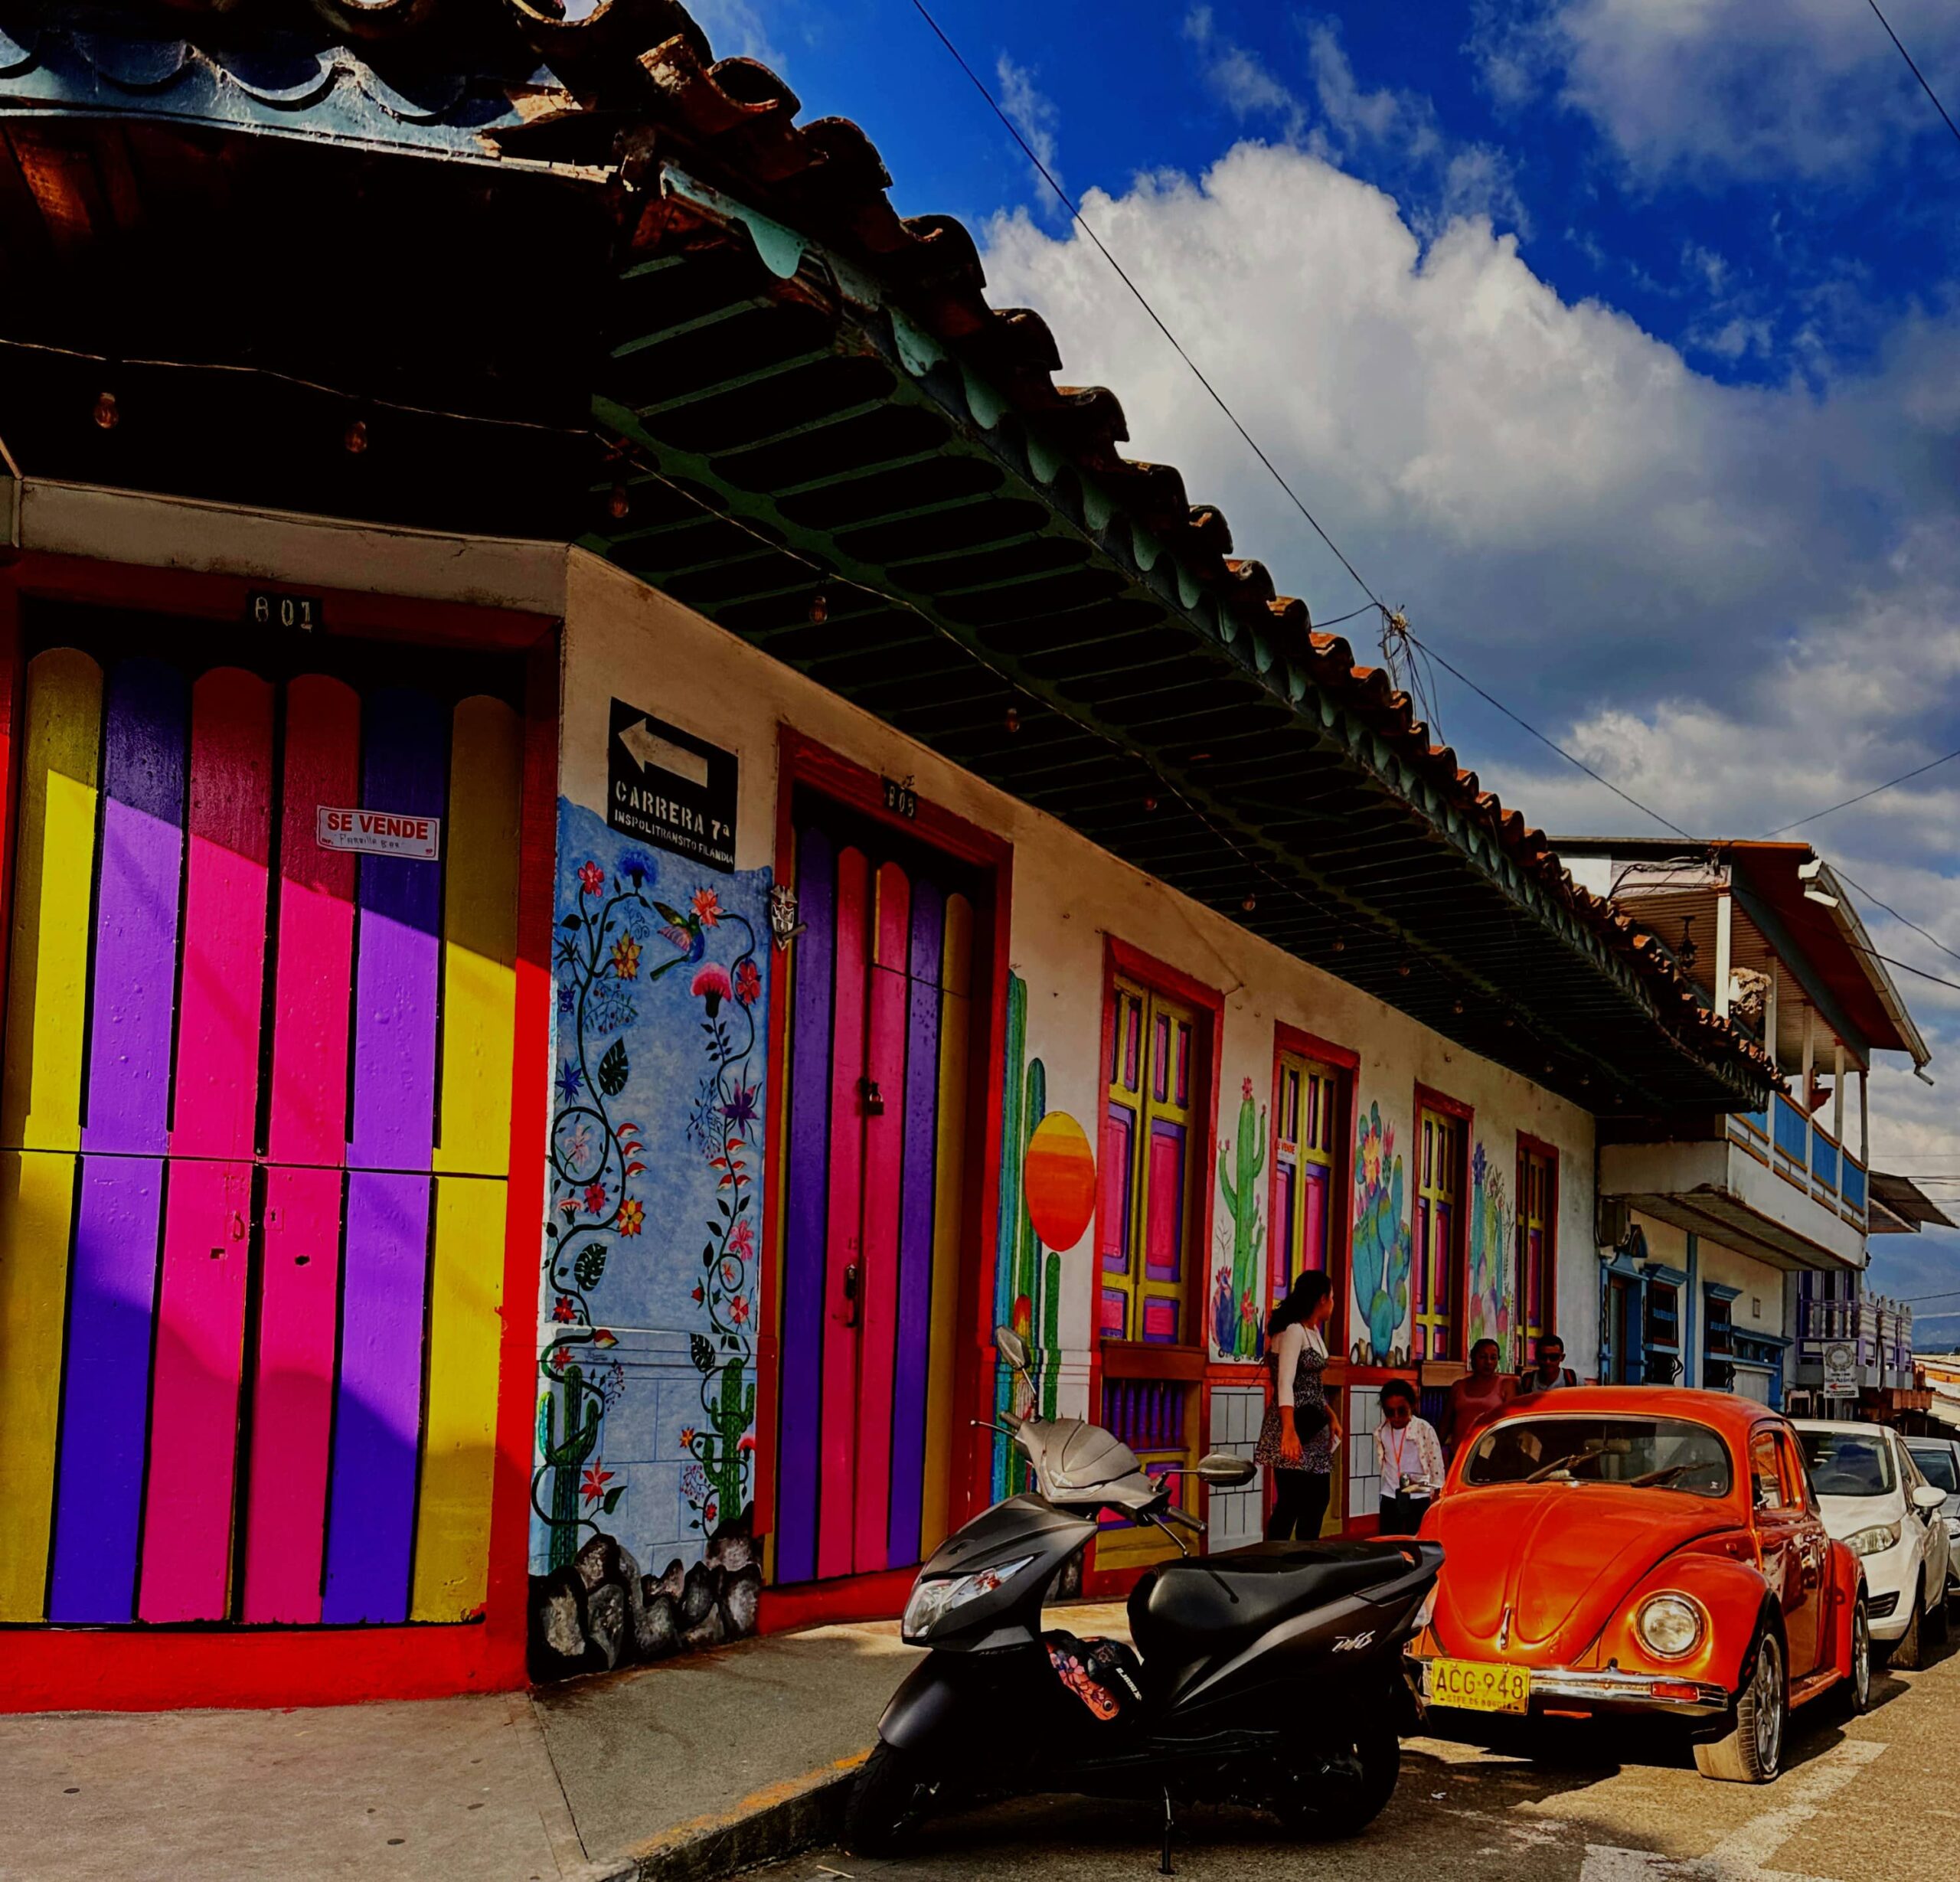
top-left (1847, 1521), bottom-right (1903, 1557)
top-left (901, 1555), bottom-right (1034, 1640)
top-left (1635, 1593), bottom-right (1707, 1659)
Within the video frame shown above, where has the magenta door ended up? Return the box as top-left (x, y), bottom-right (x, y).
top-left (774, 805), bottom-right (978, 1584)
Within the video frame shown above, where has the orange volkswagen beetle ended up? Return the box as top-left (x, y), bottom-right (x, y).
top-left (1406, 1388), bottom-right (1868, 1783)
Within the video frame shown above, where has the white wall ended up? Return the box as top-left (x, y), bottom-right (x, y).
top-left (562, 553), bottom-right (1600, 1408)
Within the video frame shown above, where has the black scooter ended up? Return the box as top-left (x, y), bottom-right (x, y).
top-left (848, 1327), bottom-right (1443, 1864)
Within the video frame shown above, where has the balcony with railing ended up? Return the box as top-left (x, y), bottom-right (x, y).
top-left (1602, 1100), bottom-right (1867, 1276)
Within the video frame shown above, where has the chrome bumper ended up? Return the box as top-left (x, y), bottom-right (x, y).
top-left (1411, 1658), bottom-right (1728, 1718)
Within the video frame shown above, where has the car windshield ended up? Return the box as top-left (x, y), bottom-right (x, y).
top-left (1908, 1448), bottom-right (1958, 1493)
top-left (1462, 1416), bottom-right (1732, 1497)
top-left (1798, 1428), bottom-right (1896, 1497)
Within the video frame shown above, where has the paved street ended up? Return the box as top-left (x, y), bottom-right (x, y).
top-left (763, 1630), bottom-right (1958, 1882)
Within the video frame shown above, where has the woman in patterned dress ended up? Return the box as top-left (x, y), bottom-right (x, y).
top-left (1253, 1270), bottom-right (1341, 1541)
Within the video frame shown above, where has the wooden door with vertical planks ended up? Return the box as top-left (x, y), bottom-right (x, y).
top-left (774, 799), bottom-right (978, 1586)
top-left (0, 607), bottom-right (523, 1629)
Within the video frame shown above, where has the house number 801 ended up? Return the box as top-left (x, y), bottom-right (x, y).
top-left (247, 590), bottom-right (321, 631)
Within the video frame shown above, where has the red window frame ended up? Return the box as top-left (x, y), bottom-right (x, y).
top-left (1411, 1084), bottom-right (1472, 1364)
top-left (1268, 1026), bottom-right (1356, 1356)
top-left (1514, 1135), bottom-right (1559, 1356)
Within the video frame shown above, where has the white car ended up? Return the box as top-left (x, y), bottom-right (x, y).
top-left (1793, 1420), bottom-right (1950, 1670)
top-left (1906, 1437), bottom-right (1960, 1593)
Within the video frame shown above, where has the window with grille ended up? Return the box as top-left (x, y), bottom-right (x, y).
top-left (1101, 977), bottom-right (1205, 1345)
top-left (1413, 1104), bottom-right (1466, 1361)
top-left (1515, 1145), bottom-right (1556, 1350)
top-left (1271, 1053), bottom-right (1342, 1312)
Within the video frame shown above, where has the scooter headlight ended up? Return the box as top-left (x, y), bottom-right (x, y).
top-left (901, 1556), bottom-right (1035, 1642)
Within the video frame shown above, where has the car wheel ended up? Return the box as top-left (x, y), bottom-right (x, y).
top-left (1694, 1626), bottom-right (1786, 1783)
top-left (1840, 1596), bottom-right (1872, 1717)
top-left (1890, 1576), bottom-right (1926, 1672)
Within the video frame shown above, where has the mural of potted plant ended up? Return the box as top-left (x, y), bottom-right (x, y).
top-left (1351, 1102), bottom-right (1412, 1365)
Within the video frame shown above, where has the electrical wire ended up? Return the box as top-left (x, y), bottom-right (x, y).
top-left (1760, 744), bottom-right (1960, 839)
top-left (908, 0), bottom-right (1382, 611)
top-left (1865, 0), bottom-right (1960, 150)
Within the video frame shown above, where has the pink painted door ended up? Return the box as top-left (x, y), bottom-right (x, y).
top-left (776, 802), bottom-right (980, 1585)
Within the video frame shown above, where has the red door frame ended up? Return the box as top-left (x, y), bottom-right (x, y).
top-left (0, 553), bottom-right (557, 1710)
top-left (1411, 1080), bottom-right (1475, 1372)
top-left (1086, 936), bottom-right (1225, 1599)
top-left (754, 727), bottom-right (1013, 1633)
top-left (1515, 1132), bottom-right (1561, 1357)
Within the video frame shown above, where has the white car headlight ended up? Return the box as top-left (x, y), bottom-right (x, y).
top-left (1847, 1521), bottom-right (1903, 1557)
top-left (901, 1555), bottom-right (1034, 1640)
top-left (1635, 1593), bottom-right (1706, 1659)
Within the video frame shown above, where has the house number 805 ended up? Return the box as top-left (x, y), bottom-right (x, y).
top-left (882, 776), bottom-right (918, 820)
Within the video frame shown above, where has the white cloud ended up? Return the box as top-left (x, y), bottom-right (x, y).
top-left (977, 139), bottom-right (1960, 1304)
top-left (1474, 0), bottom-right (1960, 186)
top-left (684, 0), bottom-right (789, 73)
top-left (995, 54), bottom-right (1065, 211)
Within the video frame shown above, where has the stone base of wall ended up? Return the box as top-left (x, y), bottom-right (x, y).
top-left (528, 1521), bottom-right (762, 1681)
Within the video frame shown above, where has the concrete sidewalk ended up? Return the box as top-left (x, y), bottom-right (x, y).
top-left (0, 1607), bottom-right (1129, 1882)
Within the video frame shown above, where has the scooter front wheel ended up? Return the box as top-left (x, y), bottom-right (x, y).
top-left (844, 1740), bottom-right (939, 1854)
top-left (1270, 1720), bottom-right (1400, 1841)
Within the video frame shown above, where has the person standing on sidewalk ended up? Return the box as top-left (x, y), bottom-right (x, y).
top-left (1443, 1338), bottom-right (1514, 1456)
top-left (1374, 1380), bottom-right (1445, 1534)
top-left (1516, 1332), bottom-right (1578, 1396)
top-left (1253, 1271), bottom-right (1340, 1541)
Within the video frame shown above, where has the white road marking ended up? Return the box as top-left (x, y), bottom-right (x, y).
top-left (1576, 1740), bottom-right (1888, 1882)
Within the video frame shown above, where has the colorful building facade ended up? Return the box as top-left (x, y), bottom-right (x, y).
top-left (0, 0), bottom-right (1775, 1708)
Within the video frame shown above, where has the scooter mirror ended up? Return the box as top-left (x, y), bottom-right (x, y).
top-left (995, 1325), bottom-right (1031, 1371)
top-left (1193, 1451), bottom-right (1256, 1487)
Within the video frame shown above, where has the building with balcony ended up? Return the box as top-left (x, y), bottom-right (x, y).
top-left (1557, 841), bottom-right (1930, 1407)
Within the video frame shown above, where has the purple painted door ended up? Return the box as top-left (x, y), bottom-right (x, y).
top-left (773, 803), bottom-right (978, 1586)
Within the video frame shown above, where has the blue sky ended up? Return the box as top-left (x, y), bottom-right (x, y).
top-left (697, 1), bottom-right (1960, 1336)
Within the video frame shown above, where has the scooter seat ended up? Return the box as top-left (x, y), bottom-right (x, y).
top-left (1128, 1537), bottom-right (1413, 1664)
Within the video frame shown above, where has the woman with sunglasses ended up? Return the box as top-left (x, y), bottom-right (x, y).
top-left (1374, 1379), bottom-right (1444, 1535)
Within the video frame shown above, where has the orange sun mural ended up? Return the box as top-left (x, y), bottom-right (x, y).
top-left (1024, 1112), bottom-right (1097, 1250)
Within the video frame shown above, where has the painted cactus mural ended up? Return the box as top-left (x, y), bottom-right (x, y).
top-left (994, 973), bottom-right (1063, 1495)
top-left (1351, 1102), bottom-right (1411, 1365)
top-left (1212, 1078), bottom-right (1266, 1360)
top-left (1466, 1142), bottom-right (1515, 1364)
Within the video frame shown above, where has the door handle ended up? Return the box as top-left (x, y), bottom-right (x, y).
top-left (842, 1261), bottom-right (862, 1328)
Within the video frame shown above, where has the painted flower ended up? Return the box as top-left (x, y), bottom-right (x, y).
top-left (680, 1426), bottom-right (697, 1449)
top-left (720, 1256), bottom-right (741, 1289)
top-left (704, 1501), bottom-right (718, 1525)
top-left (549, 1346), bottom-right (571, 1373)
top-left (578, 860), bottom-right (605, 897)
top-left (557, 1060), bottom-right (583, 1103)
top-left (692, 887), bottom-right (722, 927)
top-left (557, 983), bottom-right (576, 1017)
top-left (583, 1181), bottom-right (606, 1216)
top-left (692, 963), bottom-right (733, 1016)
top-left (552, 1295), bottom-right (577, 1323)
top-left (591, 1329), bottom-right (619, 1350)
top-left (691, 1283), bottom-right (704, 1304)
top-left (1240, 1288), bottom-right (1256, 1324)
top-left (557, 1195), bottom-right (579, 1221)
top-left (610, 934), bottom-right (641, 981)
top-left (720, 1083), bottom-right (760, 1129)
top-left (734, 959), bottom-right (762, 1007)
top-left (1242, 1077), bottom-right (1255, 1103)
top-left (617, 849), bottom-right (657, 887)
top-left (1472, 1142), bottom-right (1488, 1188)
top-left (730, 1294), bottom-right (751, 1325)
top-left (565, 1122), bottom-right (593, 1167)
top-left (580, 1465), bottom-right (615, 1505)
top-left (727, 1217), bottom-right (755, 1259)
top-left (616, 1197), bottom-right (645, 1237)
top-left (738, 1433), bottom-right (756, 1452)
top-left (1361, 1129), bottom-right (1383, 1190)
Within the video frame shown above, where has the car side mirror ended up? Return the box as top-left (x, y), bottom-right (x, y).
top-left (1194, 1452), bottom-right (1256, 1487)
top-left (1912, 1482), bottom-right (1946, 1514)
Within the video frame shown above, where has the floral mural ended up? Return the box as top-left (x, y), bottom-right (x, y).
top-left (1466, 1141), bottom-right (1516, 1367)
top-left (1351, 1101), bottom-right (1412, 1365)
top-left (1211, 1078), bottom-right (1266, 1361)
top-left (528, 799), bottom-right (769, 1678)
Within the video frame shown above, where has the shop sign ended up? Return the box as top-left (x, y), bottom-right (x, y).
top-left (1822, 1340), bottom-right (1858, 1395)
top-left (315, 806), bottom-right (441, 861)
top-left (608, 698), bottom-right (737, 874)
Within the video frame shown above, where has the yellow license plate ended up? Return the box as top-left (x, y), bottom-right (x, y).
top-left (1427, 1658), bottom-right (1531, 1714)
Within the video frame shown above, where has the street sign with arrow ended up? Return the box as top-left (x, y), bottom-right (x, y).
top-left (606, 697), bottom-right (737, 873)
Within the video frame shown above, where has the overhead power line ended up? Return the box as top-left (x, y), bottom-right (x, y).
top-left (1865, 0), bottom-right (1960, 150)
top-left (1760, 745), bottom-right (1960, 838)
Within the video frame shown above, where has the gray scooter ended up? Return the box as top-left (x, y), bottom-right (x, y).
top-left (847, 1327), bottom-right (1443, 1864)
